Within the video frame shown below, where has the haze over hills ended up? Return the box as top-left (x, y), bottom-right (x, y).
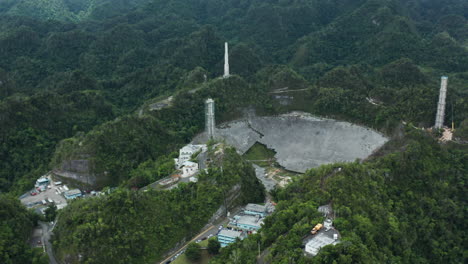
top-left (0, 0), bottom-right (467, 263)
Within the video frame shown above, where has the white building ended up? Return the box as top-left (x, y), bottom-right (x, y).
top-left (181, 161), bottom-right (199, 178)
top-left (175, 144), bottom-right (206, 168)
top-left (189, 176), bottom-right (198, 183)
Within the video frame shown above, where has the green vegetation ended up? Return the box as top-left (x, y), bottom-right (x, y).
top-left (0, 195), bottom-right (47, 264)
top-left (210, 129), bottom-right (467, 263)
top-left (243, 142), bottom-right (277, 167)
top-left (0, 91), bottom-right (115, 193)
top-left (186, 243), bottom-right (202, 262)
top-left (50, 76), bottom-right (267, 187)
top-left (173, 239), bottom-right (214, 264)
top-left (0, 0), bottom-right (466, 263)
top-left (126, 154), bottom-right (176, 189)
top-left (44, 204), bottom-right (57, 222)
top-left (52, 146), bottom-right (264, 263)
top-left (1, 0), bottom-right (467, 193)
top-left (207, 238), bottom-right (221, 255)
top-left (172, 249), bottom-right (212, 264)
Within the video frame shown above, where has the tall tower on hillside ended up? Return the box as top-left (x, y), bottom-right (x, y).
top-left (205, 98), bottom-right (215, 139)
top-left (434, 76), bottom-right (448, 129)
top-left (223, 42), bottom-right (230, 78)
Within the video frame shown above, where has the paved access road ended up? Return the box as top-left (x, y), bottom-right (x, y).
top-left (39, 221), bottom-right (59, 264)
top-left (158, 224), bottom-right (220, 264)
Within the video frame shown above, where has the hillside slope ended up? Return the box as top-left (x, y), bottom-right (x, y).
top-left (53, 145), bottom-right (264, 263)
top-left (210, 129), bottom-right (467, 263)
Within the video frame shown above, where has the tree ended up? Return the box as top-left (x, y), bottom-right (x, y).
top-left (185, 242), bottom-right (201, 262)
top-left (207, 238), bottom-right (221, 255)
top-left (44, 204), bottom-right (57, 222)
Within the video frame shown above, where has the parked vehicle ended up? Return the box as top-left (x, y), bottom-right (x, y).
top-left (311, 223), bottom-right (323, 235)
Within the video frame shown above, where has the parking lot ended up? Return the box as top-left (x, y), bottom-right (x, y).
top-left (20, 177), bottom-right (68, 209)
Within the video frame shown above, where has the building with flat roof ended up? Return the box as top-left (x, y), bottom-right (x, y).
top-left (175, 144), bottom-right (206, 168)
top-left (218, 229), bottom-right (244, 247)
top-left (189, 176), bottom-right (198, 183)
top-left (181, 161), bottom-right (199, 178)
top-left (64, 189), bottom-right (82, 200)
top-left (303, 228), bottom-right (340, 256)
top-left (244, 203), bottom-right (267, 217)
top-left (36, 178), bottom-right (49, 186)
top-left (230, 215), bottom-right (263, 231)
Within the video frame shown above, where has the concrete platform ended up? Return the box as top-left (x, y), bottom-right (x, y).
top-left (303, 228), bottom-right (340, 256)
top-left (194, 112), bottom-right (388, 173)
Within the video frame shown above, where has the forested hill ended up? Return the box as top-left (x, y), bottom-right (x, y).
top-left (210, 129), bottom-right (467, 263)
top-left (0, 0), bottom-right (151, 22)
top-left (1, 0), bottom-right (467, 193)
top-left (0, 1), bottom-right (467, 263)
top-left (53, 144), bottom-right (265, 263)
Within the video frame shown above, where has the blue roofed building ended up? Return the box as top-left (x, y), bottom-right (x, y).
top-left (35, 178), bottom-right (49, 186)
top-left (229, 215), bottom-right (263, 231)
top-left (218, 229), bottom-right (244, 247)
top-left (64, 189), bottom-right (82, 200)
top-left (244, 203), bottom-right (268, 217)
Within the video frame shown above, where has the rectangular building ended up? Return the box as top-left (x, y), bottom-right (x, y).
top-left (64, 189), bottom-right (82, 200)
top-left (218, 229), bottom-right (244, 247)
top-left (244, 203), bottom-right (267, 217)
top-left (176, 144), bottom-right (206, 168)
top-left (36, 178), bottom-right (49, 186)
top-left (230, 215), bottom-right (263, 231)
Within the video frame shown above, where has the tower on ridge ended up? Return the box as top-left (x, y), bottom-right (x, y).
top-left (223, 42), bottom-right (230, 78)
top-left (205, 98), bottom-right (215, 139)
top-left (434, 76), bottom-right (448, 129)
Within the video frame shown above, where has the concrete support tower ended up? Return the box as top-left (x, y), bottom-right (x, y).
top-left (223, 42), bottom-right (230, 78)
top-left (205, 98), bottom-right (215, 139)
top-left (434, 76), bottom-right (448, 129)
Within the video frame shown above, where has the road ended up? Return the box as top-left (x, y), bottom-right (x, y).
top-left (252, 164), bottom-right (276, 192)
top-left (158, 224), bottom-right (220, 264)
top-left (39, 221), bottom-right (59, 264)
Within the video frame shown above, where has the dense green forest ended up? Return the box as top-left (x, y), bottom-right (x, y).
top-left (0, 195), bottom-right (47, 264)
top-left (0, 0), bottom-right (467, 263)
top-left (52, 145), bottom-right (264, 263)
top-left (1, 0), bottom-right (467, 192)
top-left (210, 129), bottom-right (467, 263)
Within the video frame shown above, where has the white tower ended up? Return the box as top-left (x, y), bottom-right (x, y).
top-left (434, 76), bottom-right (448, 129)
top-left (205, 98), bottom-right (215, 139)
top-left (223, 42), bottom-right (230, 78)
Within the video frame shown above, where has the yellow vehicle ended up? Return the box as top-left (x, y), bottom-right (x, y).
top-left (311, 223), bottom-right (323, 235)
